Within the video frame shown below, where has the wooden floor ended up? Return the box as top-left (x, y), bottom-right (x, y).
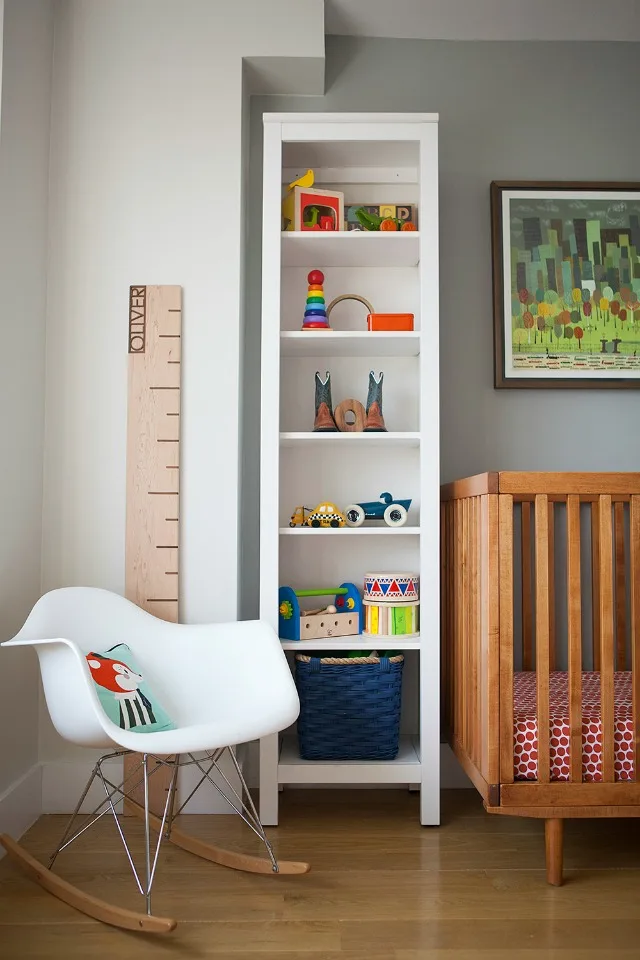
top-left (1, 789), bottom-right (640, 958)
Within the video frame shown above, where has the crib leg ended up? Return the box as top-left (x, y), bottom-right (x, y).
top-left (545, 818), bottom-right (564, 886)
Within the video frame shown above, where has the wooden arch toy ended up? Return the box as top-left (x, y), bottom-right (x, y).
top-left (326, 294), bottom-right (414, 332)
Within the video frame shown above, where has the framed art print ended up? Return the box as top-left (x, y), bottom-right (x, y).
top-left (491, 181), bottom-right (640, 389)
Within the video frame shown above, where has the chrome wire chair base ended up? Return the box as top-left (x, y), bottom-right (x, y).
top-left (45, 747), bottom-right (281, 916)
top-left (0, 747), bottom-right (309, 933)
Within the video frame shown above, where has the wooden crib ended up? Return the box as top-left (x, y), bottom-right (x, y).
top-left (440, 472), bottom-right (640, 885)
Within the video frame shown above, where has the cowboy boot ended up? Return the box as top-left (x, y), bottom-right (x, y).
top-left (313, 371), bottom-right (337, 431)
top-left (364, 370), bottom-right (387, 432)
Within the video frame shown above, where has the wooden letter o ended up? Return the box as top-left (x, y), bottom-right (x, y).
top-left (334, 398), bottom-right (366, 432)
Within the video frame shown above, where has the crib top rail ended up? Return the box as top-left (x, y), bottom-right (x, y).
top-left (441, 472), bottom-right (640, 502)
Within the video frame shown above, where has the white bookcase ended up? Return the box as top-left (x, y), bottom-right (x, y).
top-left (259, 113), bottom-right (439, 825)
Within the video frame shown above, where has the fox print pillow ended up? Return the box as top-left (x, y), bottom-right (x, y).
top-left (86, 643), bottom-right (176, 733)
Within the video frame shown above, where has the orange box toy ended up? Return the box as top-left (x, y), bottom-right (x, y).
top-left (367, 313), bottom-right (414, 332)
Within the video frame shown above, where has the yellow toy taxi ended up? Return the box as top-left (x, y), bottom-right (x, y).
top-left (305, 501), bottom-right (347, 528)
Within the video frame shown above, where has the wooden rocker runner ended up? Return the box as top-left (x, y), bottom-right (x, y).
top-left (0, 588), bottom-right (309, 933)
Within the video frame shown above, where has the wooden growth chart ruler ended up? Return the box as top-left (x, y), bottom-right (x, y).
top-left (125, 284), bottom-right (182, 812)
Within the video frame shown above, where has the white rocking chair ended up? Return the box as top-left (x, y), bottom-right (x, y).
top-left (0, 587), bottom-right (308, 933)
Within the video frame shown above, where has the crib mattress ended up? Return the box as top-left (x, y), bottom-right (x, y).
top-left (514, 671), bottom-right (634, 782)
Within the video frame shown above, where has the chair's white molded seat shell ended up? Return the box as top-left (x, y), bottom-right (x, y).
top-left (2, 587), bottom-right (299, 753)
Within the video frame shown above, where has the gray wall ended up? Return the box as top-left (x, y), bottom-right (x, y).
top-left (0, 0), bottom-right (53, 796)
top-left (241, 35), bottom-right (640, 617)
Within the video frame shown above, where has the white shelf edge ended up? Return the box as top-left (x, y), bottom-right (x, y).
top-left (279, 526), bottom-right (419, 536)
top-left (279, 331), bottom-right (421, 358)
top-left (280, 331), bottom-right (420, 339)
top-left (281, 230), bottom-right (420, 239)
top-left (277, 735), bottom-right (421, 784)
top-left (280, 432), bottom-right (420, 444)
top-left (282, 166), bottom-right (419, 185)
top-left (266, 112), bottom-right (439, 123)
top-left (280, 635), bottom-right (420, 651)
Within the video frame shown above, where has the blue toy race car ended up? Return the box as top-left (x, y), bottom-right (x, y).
top-left (344, 492), bottom-right (412, 528)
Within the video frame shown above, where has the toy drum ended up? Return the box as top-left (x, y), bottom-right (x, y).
top-left (363, 572), bottom-right (419, 603)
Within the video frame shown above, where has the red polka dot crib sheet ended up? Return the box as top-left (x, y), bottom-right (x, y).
top-left (514, 671), bottom-right (634, 782)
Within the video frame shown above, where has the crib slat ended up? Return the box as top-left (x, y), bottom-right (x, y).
top-left (440, 502), bottom-right (447, 729)
top-left (462, 497), bottom-right (469, 755)
top-left (444, 500), bottom-right (454, 733)
top-left (454, 500), bottom-right (462, 743)
top-left (471, 497), bottom-right (480, 767)
top-left (614, 501), bottom-right (627, 670)
top-left (499, 495), bottom-right (514, 783)
top-left (457, 498), bottom-right (465, 748)
top-left (567, 495), bottom-right (582, 783)
top-left (630, 496), bottom-right (640, 783)
top-left (486, 494), bottom-right (501, 786)
top-left (535, 495), bottom-right (550, 784)
top-left (592, 500), bottom-right (601, 671)
top-left (521, 502), bottom-right (533, 671)
top-left (548, 503), bottom-right (556, 672)
top-left (599, 495), bottom-right (615, 783)
top-left (449, 501), bottom-right (455, 735)
top-left (468, 497), bottom-right (475, 763)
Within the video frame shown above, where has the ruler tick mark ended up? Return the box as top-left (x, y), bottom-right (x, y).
top-left (150, 386), bottom-right (179, 390)
top-left (149, 491), bottom-right (179, 495)
top-left (156, 545), bottom-right (179, 549)
top-left (147, 598), bottom-right (178, 603)
top-left (166, 413), bottom-right (180, 417)
top-left (157, 438), bottom-right (178, 442)
top-left (159, 334), bottom-right (180, 338)
top-left (165, 517), bottom-right (179, 521)
top-left (167, 309), bottom-right (181, 313)
top-left (165, 571), bottom-right (179, 575)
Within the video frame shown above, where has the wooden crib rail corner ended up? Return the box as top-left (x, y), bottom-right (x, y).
top-left (440, 473), bottom-right (499, 500)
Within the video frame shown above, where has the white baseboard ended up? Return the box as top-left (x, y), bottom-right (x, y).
top-left (0, 764), bottom-right (42, 853)
top-left (38, 743), bottom-right (472, 816)
top-left (41, 752), bottom-right (244, 815)
top-left (42, 757), bottom-right (125, 814)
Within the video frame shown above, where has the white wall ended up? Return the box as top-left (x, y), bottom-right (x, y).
top-left (0, 0), bottom-right (53, 835)
top-left (40, 0), bottom-right (324, 782)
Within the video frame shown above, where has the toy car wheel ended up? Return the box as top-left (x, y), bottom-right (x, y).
top-left (330, 519), bottom-right (340, 528)
top-left (311, 519), bottom-right (320, 527)
top-left (289, 521), bottom-right (296, 527)
top-left (345, 504), bottom-right (365, 527)
top-left (384, 503), bottom-right (407, 527)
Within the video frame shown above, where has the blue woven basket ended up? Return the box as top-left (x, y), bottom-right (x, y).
top-left (294, 654), bottom-right (404, 760)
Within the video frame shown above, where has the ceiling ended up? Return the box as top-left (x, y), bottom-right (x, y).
top-left (325, 0), bottom-right (640, 42)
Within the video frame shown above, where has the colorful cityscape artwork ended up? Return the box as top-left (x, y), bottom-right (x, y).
top-left (492, 183), bottom-right (640, 387)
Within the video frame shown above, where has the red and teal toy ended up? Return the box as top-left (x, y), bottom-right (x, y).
top-left (302, 270), bottom-right (330, 330)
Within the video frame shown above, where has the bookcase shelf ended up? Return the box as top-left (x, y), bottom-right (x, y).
top-left (279, 526), bottom-right (419, 536)
top-left (280, 331), bottom-right (421, 358)
top-left (281, 231), bottom-right (420, 268)
top-left (280, 431), bottom-right (420, 448)
top-left (280, 635), bottom-right (420, 651)
top-left (260, 112), bottom-right (440, 828)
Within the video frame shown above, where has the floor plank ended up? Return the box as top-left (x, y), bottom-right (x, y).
top-left (1, 789), bottom-right (639, 957)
